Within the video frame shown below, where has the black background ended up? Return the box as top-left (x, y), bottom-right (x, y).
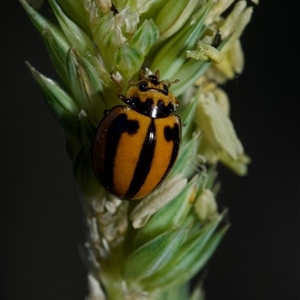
top-left (1, 1), bottom-right (299, 299)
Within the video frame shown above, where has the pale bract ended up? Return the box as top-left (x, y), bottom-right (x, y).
top-left (186, 43), bottom-right (224, 64)
top-left (195, 87), bottom-right (250, 175)
top-left (130, 174), bottom-right (188, 229)
top-left (194, 189), bottom-right (219, 224)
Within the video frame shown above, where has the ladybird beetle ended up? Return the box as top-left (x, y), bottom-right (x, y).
top-left (92, 70), bottom-right (181, 200)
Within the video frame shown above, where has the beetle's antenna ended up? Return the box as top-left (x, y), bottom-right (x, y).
top-left (154, 70), bottom-right (161, 80)
top-left (155, 69), bottom-right (179, 87)
top-left (128, 69), bottom-right (146, 85)
top-left (171, 79), bottom-right (180, 84)
top-left (163, 78), bottom-right (180, 88)
top-left (140, 69), bottom-right (146, 79)
top-left (128, 79), bottom-right (142, 85)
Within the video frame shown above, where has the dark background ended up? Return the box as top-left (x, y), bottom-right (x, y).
top-left (1, 1), bottom-right (298, 299)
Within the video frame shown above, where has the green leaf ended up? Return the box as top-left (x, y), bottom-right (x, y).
top-left (164, 224), bottom-right (229, 290)
top-left (140, 214), bottom-right (228, 290)
top-left (27, 63), bottom-right (79, 131)
top-left (21, 0), bottom-right (70, 83)
top-left (155, 284), bottom-right (189, 300)
top-left (20, 0), bottom-right (67, 41)
top-left (42, 29), bottom-right (69, 89)
top-left (150, 1), bottom-right (212, 79)
top-left (171, 59), bottom-right (210, 97)
top-left (114, 44), bottom-right (144, 80)
top-left (122, 227), bottom-right (188, 281)
top-left (154, 0), bottom-right (199, 41)
top-left (56, 0), bottom-right (92, 36)
top-left (179, 98), bottom-right (198, 142)
top-left (94, 14), bottom-right (126, 65)
top-left (67, 128), bottom-right (102, 197)
top-left (48, 0), bottom-right (96, 56)
top-left (171, 132), bottom-right (202, 179)
top-left (66, 48), bottom-right (106, 126)
top-left (172, 35), bottom-right (231, 97)
top-left (129, 19), bottom-right (159, 56)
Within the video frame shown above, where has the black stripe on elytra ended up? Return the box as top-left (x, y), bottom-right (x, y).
top-left (126, 119), bottom-right (156, 198)
top-left (164, 122), bottom-right (181, 174)
top-left (101, 113), bottom-right (139, 193)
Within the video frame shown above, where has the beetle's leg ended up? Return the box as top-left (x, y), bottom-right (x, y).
top-left (117, 93), bottom-right (127, 102)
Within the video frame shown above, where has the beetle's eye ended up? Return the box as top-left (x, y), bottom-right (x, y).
top-left (163, 84), bottom-right (169, 95)
top-left (139, 81), bottom-right (148, 91)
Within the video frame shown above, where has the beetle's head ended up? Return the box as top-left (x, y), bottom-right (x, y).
top-left (137, 70), bottom-right (177, 96)
top-left (126, 70), bottom-right (180, 118)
